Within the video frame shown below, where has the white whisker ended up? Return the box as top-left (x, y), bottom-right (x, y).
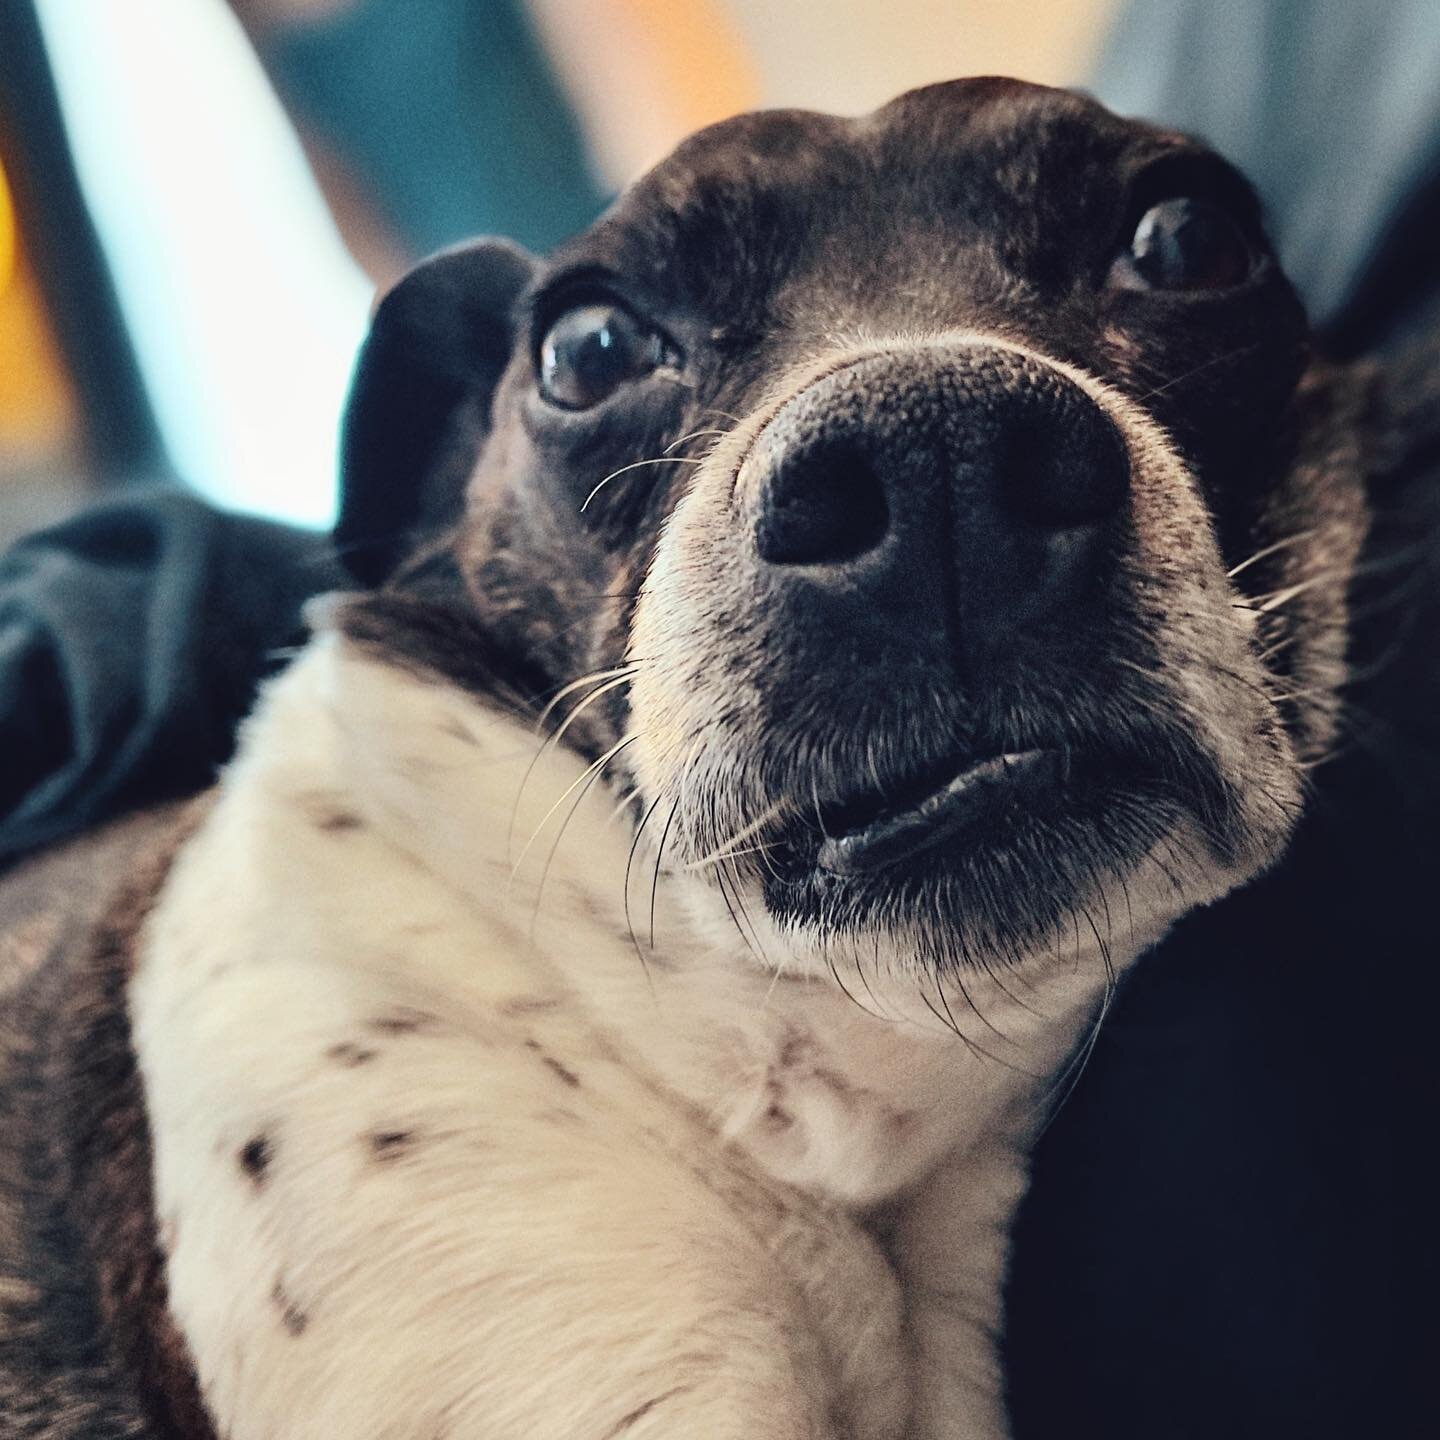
top-left (581, 457), bottom-right (702, 512)
top-left (1225, 529), bottom-right (1320, 580)
top-left (536, 666), bottom-right (636, 731)
top-left (510, 732), bottom-right (640, 884)
top-left (683, 800), bottom-right (787, 870)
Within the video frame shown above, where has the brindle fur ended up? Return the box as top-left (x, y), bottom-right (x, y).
top-left (1, 808), bottom-right (215, 1438)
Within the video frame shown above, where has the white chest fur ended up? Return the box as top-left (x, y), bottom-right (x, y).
top-left (130, 634), bottom-right (1144, 1439)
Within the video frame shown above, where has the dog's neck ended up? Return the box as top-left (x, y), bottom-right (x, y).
top-left (255, 627), bottom-right (1150, 1207)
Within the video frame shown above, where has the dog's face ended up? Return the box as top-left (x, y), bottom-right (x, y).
top-left (337, 79), bottom-right (1365, 980)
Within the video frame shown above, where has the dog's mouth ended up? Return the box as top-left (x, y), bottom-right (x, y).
top-left (814, 747), bottom-right (1065, 876)
top-left (641, 685), bottom-right (1264, 962)
top-left (756, 734), bottom-right (1189, 895)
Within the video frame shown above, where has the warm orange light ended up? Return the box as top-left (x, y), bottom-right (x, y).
top-left (0, 157), bottom-right (16, 299)
top-left (0, 158), bottom-right (78, 457)
top-left (621, 0), bottom-right (759, 138)
top-left (530, 0), bottom-right (760, 188)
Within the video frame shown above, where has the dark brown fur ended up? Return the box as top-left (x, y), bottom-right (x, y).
top-left (0, 806), bottom-right (216, 1440)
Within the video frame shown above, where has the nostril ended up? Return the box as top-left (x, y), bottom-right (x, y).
top-left (1000, 403), bottom-right (1130, 530)
top-left (754, 440), bottom-right (891, 567)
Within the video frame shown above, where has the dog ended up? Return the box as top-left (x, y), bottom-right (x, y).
top-left (1, 74), bottom-right (1425, 1437)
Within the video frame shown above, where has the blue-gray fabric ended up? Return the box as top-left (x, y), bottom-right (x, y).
top-left (1090, 0), bottom-right (1440, 350)
top-left (257, 0), bottom-right (607, 256)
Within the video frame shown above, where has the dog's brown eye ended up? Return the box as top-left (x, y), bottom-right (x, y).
top-left (538, 302), bottom-right (666, 409)
top-left (1119, 198), bottom-right (1254, 292)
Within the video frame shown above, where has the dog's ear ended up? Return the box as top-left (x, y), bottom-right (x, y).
top-left (336, 238), bottom-right (538, 586)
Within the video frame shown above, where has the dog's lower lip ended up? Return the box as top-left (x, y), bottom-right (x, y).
top-left (815, 749), bottom-right (1061, 876)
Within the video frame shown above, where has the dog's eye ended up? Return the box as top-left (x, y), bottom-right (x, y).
top-left (1118, 198), bottom-right (1254, 292)
top-left (538, 302), bottom-right (667, 409)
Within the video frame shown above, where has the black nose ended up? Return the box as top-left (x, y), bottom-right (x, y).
top-left (753, 439), bottom-right (891, 567)
top-left (743, 344), bottom-right (1129, 666)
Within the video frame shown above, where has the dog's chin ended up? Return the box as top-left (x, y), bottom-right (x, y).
top-left (667, 741), bottom-right (1281, 978)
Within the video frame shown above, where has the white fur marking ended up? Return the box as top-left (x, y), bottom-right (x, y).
top-left (132, 624), bottom-right (1206, 1438)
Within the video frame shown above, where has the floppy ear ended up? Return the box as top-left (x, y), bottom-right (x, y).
top-left (336, 238), bottom-right (539, 586)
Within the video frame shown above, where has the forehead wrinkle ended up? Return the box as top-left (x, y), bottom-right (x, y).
top-left (613, 113), bottom-right (1128, 316)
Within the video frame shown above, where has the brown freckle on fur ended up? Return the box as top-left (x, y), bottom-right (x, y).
top-left (543, 1056), bottom-right (582, 1088)
top-left (761, 1077), bottom-right (794, 1131)
top-left (315, 809), bottom-right (364, 833)
top-left (436, 714), bottom-right (479, 746)
top-left (500, 995), bottom-right (560, 1017)
top-left (327, 1041), bottom-right (378, 1067)
top-left (370, 1006), bottom-right (440, 1035)
top-left (369, 1129), bottom-right (418, 1159)
top-left (158, 1213), bottom-right (179, 1254)
top-left (778, 1032), bottom-right (808, 1067)
top-left (523, 1039), bottom-right (581, 1086)
top-left (299, 790), bottom-right (365, 832)
top-left (603, 1387), bottom-right (689, 1436)
top-left (271, 1280), bottom-right (309, 1336)
top-left (397, 754), bottom-right (441, 782)
top-left (239, 1134), bottom-right (272, 1185)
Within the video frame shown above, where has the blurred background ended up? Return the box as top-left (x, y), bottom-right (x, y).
top-left (3, 0), bottom-right (1437, 543)
top-left (0, 0), bottom-right (1120, 540)
top-left (3, 12), bottom-right (1439, 1432)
